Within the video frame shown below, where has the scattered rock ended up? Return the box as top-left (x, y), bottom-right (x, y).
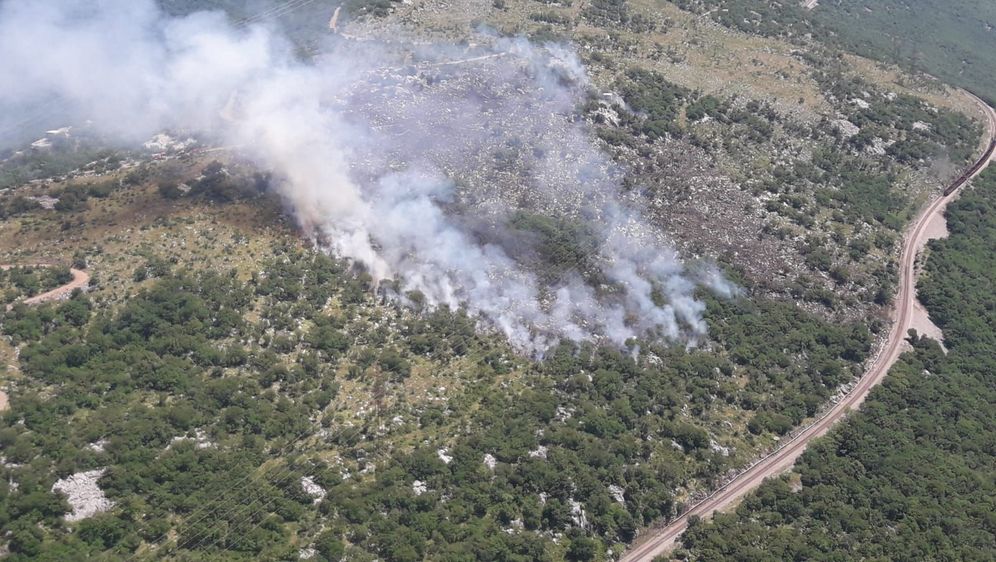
top-left (412, 480), bottom-right (428, 496)
top-left (52, 469), bottom-right (114, 522)
top-left (28, 195), bottom-right (59, 210)
top-left (143, 133), bottom-right (196, 154)
top-left (569, 498), bottom-right (588, 528)
top-left (30, 127), bottom-right (72, 150)
top-left (483, 453), bottom-right (497, 471)
top-left (710, 439), bottom-right (732, 457)
top-left (865, 137), bottom-right (892, 156)
top-left (168, 428), bottom-right (215, 449)
top-left (528, 445), bottom-right (548, 459)
top-left (554, 406), bottom-right (574, 422)
top-left (436, 448), bottom-right (453, 464)
top-left (833, 119), bottom-right (860, 139)
top-left (608, 484), bottom-right (626, 505)
top-left (300, 476), bottom-right (326, 504)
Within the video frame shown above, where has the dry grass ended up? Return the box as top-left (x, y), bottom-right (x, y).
top-left (0, 158), bottom-right (294, 303)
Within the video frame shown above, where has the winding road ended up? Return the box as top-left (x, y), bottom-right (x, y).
top-left (1, 263), bottom-right (89, 411)
top-left (1, 264), bottom-right (90, 310)
top-left (23, 267), bottom-right (90, 305)
top-left (620, 94), bottom-right (996, 561)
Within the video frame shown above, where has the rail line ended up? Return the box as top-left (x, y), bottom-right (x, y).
top-left (944, 137), bottom-right (996, 195)
top-left (620, 93), bottom-right (996, 561)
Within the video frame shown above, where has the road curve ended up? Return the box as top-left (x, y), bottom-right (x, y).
top-left (1, 264), bottom-right (90, 309)
top-left (621, 95), bottom-right (996, 562)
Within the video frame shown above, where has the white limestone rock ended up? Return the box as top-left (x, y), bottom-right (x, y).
top-left (52, 468), bottom-right (114, 522)
top-left (300, 476), bottom-right (326, 504)
top-left (436, 448), bottom-right (453, 464)
top-left (608, 485), bottom-right (626, 505)
top-left (528, 445), bottom-right (548, 459)
top-left (412, 480), bottom-right (428, 496)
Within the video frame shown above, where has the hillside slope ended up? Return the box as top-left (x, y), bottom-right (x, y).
top-left (676, 167), bottom-right (996, 561)
top-left (676, 0), bottom-right (996, 102)
top-left (0, 1), bottom-right (991, 560)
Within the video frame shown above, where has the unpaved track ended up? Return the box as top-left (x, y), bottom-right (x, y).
top-left (22, 268), bottom-right (89, 305)
top-left (1, 265), bottom-right (90, 408)
top-left (621, 95), bottom-right (996, 562)
top-left (1, 264), bottom-right (90, 309)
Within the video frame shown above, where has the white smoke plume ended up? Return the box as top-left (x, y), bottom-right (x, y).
top-left (0, 0), bottom-right (732, 353)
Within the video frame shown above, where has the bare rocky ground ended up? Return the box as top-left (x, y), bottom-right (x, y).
top-left (0, 2), bottom-right (983, 435)
top-left (1, 1), bottom-right (982, 335)
top-left (0, 5), bottom-right (987, 558)
top-left (909, 202), bottom-right (949, 348)
top-left (51, 469), bottom-right (114, 522)
top-left (329, 0), bottom-right (986, 327)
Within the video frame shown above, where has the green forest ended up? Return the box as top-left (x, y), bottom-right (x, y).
top-left (811, 0), bottom-right (996, 103)
top-left (0, 266), bottom-right (72, 305)
top-left (674, 167), bottom-right (996, 561)
top-left (673, 0), bottom-right (996, 102)
top-left (0, 1), bottom-right (992, 560)
top-left (0, 241), bottom-right (875, 560)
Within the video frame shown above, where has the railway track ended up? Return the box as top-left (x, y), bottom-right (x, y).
top-left (620, 93), bottom-right (996, 562)
top-left (944, 138), bottom-right (996, 195)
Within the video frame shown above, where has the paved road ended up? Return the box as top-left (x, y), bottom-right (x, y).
top-left (620, 95), bottom-right (996, 562)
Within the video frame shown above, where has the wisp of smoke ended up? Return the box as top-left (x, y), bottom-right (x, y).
top-left (0, 0), bottom-right (734, 353)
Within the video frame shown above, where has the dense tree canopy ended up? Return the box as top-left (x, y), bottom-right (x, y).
top-left (676, 168), bottom-right (996, 561)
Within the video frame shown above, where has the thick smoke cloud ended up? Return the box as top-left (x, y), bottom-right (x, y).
top-left (0, 0), bottom-right (731, 353)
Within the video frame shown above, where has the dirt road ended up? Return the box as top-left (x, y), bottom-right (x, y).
top-left (22, 268), bottom-right (90, 305)
top-left (620, 95), bottom-right (996, 562)
top-left (1, 264), bottom-right (90, 409)
top-left (1, 264), bottom-right (90, 310)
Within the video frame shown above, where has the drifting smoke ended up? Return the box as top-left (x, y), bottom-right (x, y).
top-left (0, 0), bottom-right (733, 352)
